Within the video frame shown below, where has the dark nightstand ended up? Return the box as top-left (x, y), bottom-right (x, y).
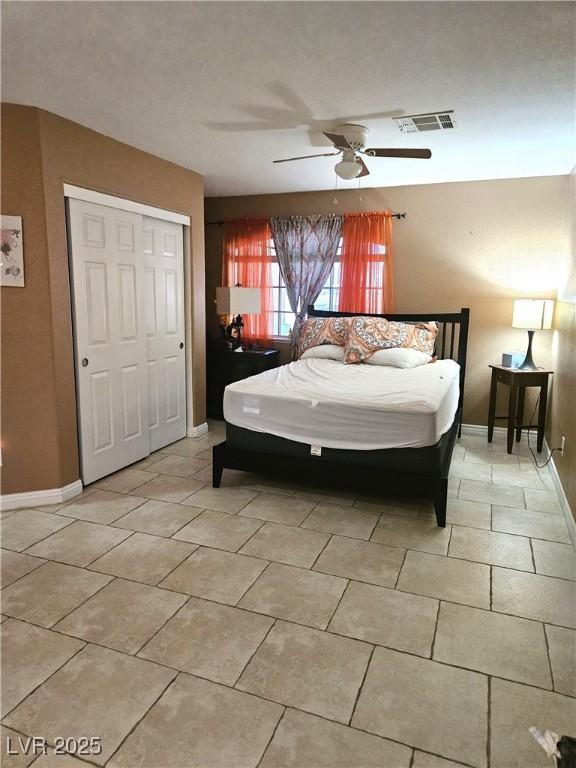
top-left (207, 348), bottom-right (280, 418)
top-left (487, 365), bottom-right (553, 454)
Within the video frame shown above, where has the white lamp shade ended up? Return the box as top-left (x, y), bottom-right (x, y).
top-left (216, 286), bottom-right (261, 315)
top-left (512, 299), bottom-right (554, 330)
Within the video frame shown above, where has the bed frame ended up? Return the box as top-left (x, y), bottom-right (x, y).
top-left (213, 307), bottom-right (470, 527)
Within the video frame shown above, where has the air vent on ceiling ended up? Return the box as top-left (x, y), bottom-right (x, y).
top-left (394, 111), bottom-right (456, 134)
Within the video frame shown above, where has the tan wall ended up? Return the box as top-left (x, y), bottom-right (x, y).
top-left (548, 171), bottom-right (576, 514)
top-left (1, 104), bottom-right (206, 495)
top-left (205, 175), bottom-right (575, 510)
top-left (1, 107), bottom-right (64, 492)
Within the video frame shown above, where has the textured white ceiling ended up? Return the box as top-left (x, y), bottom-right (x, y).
top-left (2, 1), bottom-right (574, 196)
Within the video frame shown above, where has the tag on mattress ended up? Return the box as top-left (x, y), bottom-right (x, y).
top-left (243, 406), bottom-right (260, 414)
top-left (310, 445), bottom-right (322, 456)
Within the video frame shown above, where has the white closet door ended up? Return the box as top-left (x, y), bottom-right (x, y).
top-left (143, 216), bottom-right (186, 451)
top-left (68, 199), bottom-right (150, 484)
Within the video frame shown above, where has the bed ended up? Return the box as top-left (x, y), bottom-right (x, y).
top-left (212, 307), bottom-right (470, 527)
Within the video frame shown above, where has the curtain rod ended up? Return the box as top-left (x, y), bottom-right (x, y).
top-left (205, 212), bottom-right (407, 225)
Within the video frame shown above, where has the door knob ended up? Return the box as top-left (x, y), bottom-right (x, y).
top-left (81, 358), bottom-right (89, 367)
top-left (179, 342), bottom-right (184, 349)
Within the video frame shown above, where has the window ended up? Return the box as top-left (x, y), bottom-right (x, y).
top-left (268, 239), bottom-right (343, 338)
top-left (269, 261), bottom-right (296, 337)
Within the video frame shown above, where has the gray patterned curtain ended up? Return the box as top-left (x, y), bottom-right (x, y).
top-left (270, 214), bottom-right (343, 357)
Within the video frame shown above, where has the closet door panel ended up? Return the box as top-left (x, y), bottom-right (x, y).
top-left (143, 217), bottom-right (186, 450)
top-left (68, 199), bottom-right (149, 484)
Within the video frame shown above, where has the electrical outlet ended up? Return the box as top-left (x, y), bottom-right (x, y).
top-left (561, 436), bottom-right (566, 456)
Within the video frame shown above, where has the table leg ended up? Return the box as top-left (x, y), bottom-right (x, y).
top-left (516, 387), bottom-right (525, 442)
top-left (537, 380), bottom-right (548, 453)
top-left (507, 383), bottom-right (518, 454)
top-left (488, 374), bottom-right (498, 443)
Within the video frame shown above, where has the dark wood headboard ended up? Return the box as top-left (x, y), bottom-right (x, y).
top-left (307, 306), bottom-right (470, 426)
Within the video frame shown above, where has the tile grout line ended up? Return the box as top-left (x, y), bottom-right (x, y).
top-left (309, 532), bottom-right (335, 571)
top-left (8, 515), bottom-right (571, 578)
top-left (298, 500), bottom-right (322, 530)
top-left (7, 609), bottom-right (576, 736)
top-left (233, 618), bottom-right (278, 689)
top-left (324, 622), bottom-right (569, 696)
top-left (3, 622), bottom-right (574, 766)
top-left (110, 499), bottom-right (206, 537)
top-left (2, 566), bottom-right (115, 629)
top-left (446, 552), bottom-right (535, 576)
top-left (230, 517), bottom-right (270, 555)
top-left (0, 554), bottom-right (47, 590)
top-left (393, 584), bottom-right (576, 631)
top-left (4, 542), bottom-right (574, 635)
top-left (85, 539), bottom-right (198, 587)
top-left (528, 537), bottom-right (537, 573)
top-left (151, 544), bottom-right (202, 587)
top-left (393, 548), bottom-right (408, 589)
top-left (83, 529), bottom-right (138, 568)
top-left (255, 705), bottom-right (287, 768)
top-left (233, 559), bottom-right (274, 607)
top-left (103, 669), bottom-right (180, 766)
top-left (151, 505), bottom-right (209, 538)
top-left (150, 666), bottom-right (482, 768)
top-left (21, 523), bottom-right (136, 568)
top-left (1, 641), bottom-right (87, 723)
top-left (134, 593), bottom-right (192, 658)
top-left (51, 493), bottom-right (150, 525)
top-left (430, 600), bottom-right (442, 660)
top-left (4, 514), bottom-right (76, 555)
top-left (324, 577), bottom-right (352, 632)
top-left (447, 522), bottom-right (454, 556)
top-left (307, 522), bottom-right (398, 543)
top-left (347, 644), bottom-right (375, 727)
top-left (48, 573), bottom-right (117, 628)
top-left (542, 623), bottom-right (557, 692)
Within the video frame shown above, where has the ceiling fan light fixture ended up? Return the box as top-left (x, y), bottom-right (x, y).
top-left (334, 159), bottom-right (362, 180)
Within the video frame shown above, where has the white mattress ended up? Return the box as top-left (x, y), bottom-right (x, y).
top-left (223, 358), bottom-right (461, 450)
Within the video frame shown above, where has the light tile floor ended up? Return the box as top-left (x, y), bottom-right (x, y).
top-left (1, 423), bottom-right (575, 768)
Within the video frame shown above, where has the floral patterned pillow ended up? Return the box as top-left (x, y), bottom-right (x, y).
top-left (298, 317), bottom-right (350, 358)
top-left (344, 316), bottom-right (438, 364)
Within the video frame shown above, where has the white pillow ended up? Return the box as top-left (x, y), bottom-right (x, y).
top-left (365, 348), bottom-right (432, 368)
top-left (301, 344), bottom-right (345, 361)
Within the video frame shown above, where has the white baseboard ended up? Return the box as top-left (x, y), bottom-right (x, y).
top-left (187, 422), bottom-right (208, 438)
top-left (548, 454), bottom-right (576, 548)
top-left (461, 423), bottom-right (575, 547)
top-left (0, 479), bottom-right (83, 512)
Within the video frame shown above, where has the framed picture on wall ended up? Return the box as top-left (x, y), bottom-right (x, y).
top-left (1, 215), bottom-right (24, 287)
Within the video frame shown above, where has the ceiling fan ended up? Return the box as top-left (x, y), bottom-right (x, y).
top-left (273, 123), bottom-right (432, 180)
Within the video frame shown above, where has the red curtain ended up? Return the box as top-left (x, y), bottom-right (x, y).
top-left (339, 212), bottom-right (395, 314)
top-left (222, 219), bottom-right (273, 341)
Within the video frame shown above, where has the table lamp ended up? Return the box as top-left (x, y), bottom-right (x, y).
top-left (512, 299), bottom-right (554, 370)
top-left (216, 286), bottom-right (261, 349)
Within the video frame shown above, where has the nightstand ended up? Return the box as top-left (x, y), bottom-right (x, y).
top-left (487, 365), bottom-right (553, 454)
top-left (207, 348), bottom-right (280, 418)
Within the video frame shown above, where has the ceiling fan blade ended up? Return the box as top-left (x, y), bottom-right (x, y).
top-left (357, 157), bottom-right (370, 177)
top-left (364, 148), bottom-right (432, 159)
top-left (273, 152), bottom-right (340, 164)
top-left (323, 132), bottom-right (353, 149)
